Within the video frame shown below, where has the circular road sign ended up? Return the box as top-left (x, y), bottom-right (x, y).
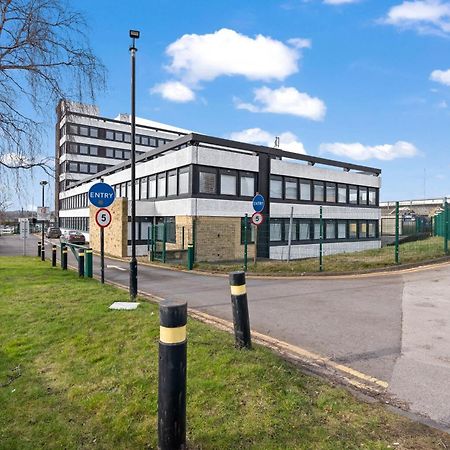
top-left (89, 182), bottom-right (115, 208)
top-left (252, 194), bottom-right (265, 213)
top-left (95, 208), bottom-right (112, 228)
top-left (251, 212), bottom-right (264, 226)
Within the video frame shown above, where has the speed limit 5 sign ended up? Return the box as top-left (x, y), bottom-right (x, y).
top-left (251, 212), bottom-right (264, 226)
top-left (95, 208), bottom-right (112, 228)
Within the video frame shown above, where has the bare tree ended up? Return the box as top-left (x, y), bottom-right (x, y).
top-left (0, 0), bottom-right (106, 177)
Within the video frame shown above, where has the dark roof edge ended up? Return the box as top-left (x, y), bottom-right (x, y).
top-left (66, 133), bottom-right (381, 192)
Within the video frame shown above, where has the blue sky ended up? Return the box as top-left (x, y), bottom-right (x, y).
top-left (20, 0), bottom-right (450, 209)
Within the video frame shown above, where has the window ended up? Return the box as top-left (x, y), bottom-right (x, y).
top-left (199, 170), bottom-right (216, 194)
top-left (285, 178), bottom-right (297, 200)
top-left (349, 221), bottom-right (358, 239)
top-left (241, 217), bottom-right (255, 244)
top-left (313, 221), bottom-right (321, 240)
top-left (359, 187), bottom-right (368, 205)
top-left (115, 131), bottom-right (123, 141)
top-left (79, 145), bottom-right (88, 155)
top-left (299, 221), bottom-right (311, 240)
top-left (106, 130), bottom-right (114, 140)
top-left (106, 148), bottom-right (114, 157)
top-left (270, 220), bottom-right (282, 241)
top-left (89, 164), bottom-right (97, 174)
top-left (359, 221), bottom-right (367, 238)
top-left (368, 221), bottom-right (377, 238)
top-left (149, 176), bottom-right (156, 198)
top-left (284, 220), bottom-right (298, 242)
top-left (326, 183), bottom-right (336, 203)
top-left (127, 182), bottom-right (132, 200)
top-left (90, 146), bottom-right (98, 156)
top-left (299, 180), bottom-right (311, 201)
top-left (168, 170), bottom-right (177, 196)
top-left (140, 177), bottom-right (148, 199)
top-left (89, 127), bottom-right (98, 138)
top-left (349, 186), bottom-right (358, 204)
top-left (220, 172), bottom-right (236, 195)
top-left (179, 168), bottom-right (189, 194)
top-left (240, 174), bottom-right (254, 197)
top-left (313, 181), bottom-right (324, 202)
top-left (124, 151), bottom-right (130, 160)
top-left (115, 149), bottom-right (123, 159)
top-left (157, 173), bottom-right (166, 197)
top-left (69, 143), bottom-right (77, 153)
top-left (337, 221), bottom-right (347, 239)
top-left (124, 133), bottom-right (131, 143)
top-left (149, 137), bottom-right (157, 146)
top-left (166, 217), bottom-right (176, 243)
top-left (141, 136), bottom-right (149, 146)
top-left (369, 188), bottom-right (377, 206)
top-left (79, 163), bottom-right (88, 173)
top-left (79, 126), bottom-right (89, 136)
top-left (270, 176), bottom-right (282, 199)
top-left (325, 220), bottom-right (336, 239)
top-left (337, 184), bottom-right (347, 203)
top-left (69, 124), bottom-right (77, 134)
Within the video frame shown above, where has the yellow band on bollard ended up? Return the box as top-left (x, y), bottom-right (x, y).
top-left (63, 249), bottom-right (67, 253)
top-left (79, 253), bottom-right (85, 257)
top-left (86, 250), bottom-right (92, 253)
top-left (230, 284), bottom-right (246, 296)
top-left (160, 325), bottom-right (187, 344)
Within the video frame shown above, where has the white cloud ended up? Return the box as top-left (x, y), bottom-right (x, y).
top-left (382, 1), bottom-right (450, 35)
top-left (287, 38), bottom-right (312, 49)
top-left (430, 68), bottom-right (450, 85)
top-left (438, 99), bottom-right (448, 108)
top-left (319, 141), bottom-right (419, 161)
top-left (235, 86), bottom-right (326, 121)
top-left (150, 81), bottom-right (195, 102)
top-left (229, 128), bottom-right (307, 155)
top-left (323, 0), bottom-right (360, 4)
top-left (165, 28), bottom-right (303, 84)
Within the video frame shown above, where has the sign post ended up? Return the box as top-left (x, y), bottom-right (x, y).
top-left (19, 218), bottom-right (29, 256)
top-left (95, 208), bottom-right (112, 284)
top-left (251, 194), bottom-right (266, 267)
top-left (89, 182), bottom-right (115, 284)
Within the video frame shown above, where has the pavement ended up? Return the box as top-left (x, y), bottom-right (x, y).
top-left (1, 233), bottom-right (449, 430)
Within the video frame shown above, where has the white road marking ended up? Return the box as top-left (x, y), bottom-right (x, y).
top-left (106, 265), bottom-right (127, 271)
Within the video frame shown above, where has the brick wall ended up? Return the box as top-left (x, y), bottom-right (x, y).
top-left (89, 198), bottom-right (128, 257)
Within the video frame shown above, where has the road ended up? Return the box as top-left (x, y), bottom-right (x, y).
top-left (1, 234), bottom-right (449, 429)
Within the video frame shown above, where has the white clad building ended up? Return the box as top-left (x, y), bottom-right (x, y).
top-left (56, 106), bottom-right (381, 262)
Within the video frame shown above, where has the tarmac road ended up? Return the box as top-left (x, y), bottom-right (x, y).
top-left (2, 234), bottom-right (449, 429)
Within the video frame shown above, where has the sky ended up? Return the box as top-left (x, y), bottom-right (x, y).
top-left (14, 0), bottom-right (450, 209)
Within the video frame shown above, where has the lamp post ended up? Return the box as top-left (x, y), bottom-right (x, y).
top-left (40, 180), bottom-right (48, 261)
top-left (129, 29), bottom-right (140, 300)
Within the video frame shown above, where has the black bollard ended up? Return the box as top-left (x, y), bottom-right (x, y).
top-left (78, 249), bottom-right (84, 277)
top-left (37, 241), bottom-right (41, 257)
top-left (41, 241), bottom-right (45, 261)
top-left (52, 245), bottom-right (57, 267)
top-left (158, 300), bottom-right (187, 450)
top-left (62, 247), bottom-right (68, 270)
top-left (229, 271), bottom-right (252, 349)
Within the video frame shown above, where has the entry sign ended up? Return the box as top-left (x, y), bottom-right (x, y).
top-left (251, 212), bottom-right (264, 226)
top-left (95, 208), bottom-right (112, 228)
top-left (89, 182), bottom-right (115, 208)
top-left (252, 194), bottom-right (265, 213)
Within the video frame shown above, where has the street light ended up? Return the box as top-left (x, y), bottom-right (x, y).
top-left (40, 180), bottom-right (48, 261)
top-left (129, 29), bottom-right (140, 300)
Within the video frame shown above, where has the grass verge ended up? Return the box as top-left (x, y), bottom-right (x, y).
top-left (194, 237), bottom-right (447, 275)
top-left (1, 256), bottom-right (449, 449)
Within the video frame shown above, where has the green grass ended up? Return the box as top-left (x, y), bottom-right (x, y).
top-left (195, 237), bottom-right (447, 275)
top-left (1, 257), bottom-right (449, 449)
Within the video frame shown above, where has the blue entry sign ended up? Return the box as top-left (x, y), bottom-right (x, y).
top-left (88, 182), bottom-right (115, 208)
top-left (252, 194), bottom-right (265, 213)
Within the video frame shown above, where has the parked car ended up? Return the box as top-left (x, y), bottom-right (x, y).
top-left (46, 226), bottom-right (62, 238)
top-left (60, 230), bottom-right (86, 245)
